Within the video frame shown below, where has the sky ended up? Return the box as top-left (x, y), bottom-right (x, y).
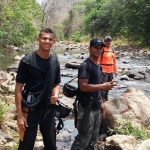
top-left (36, 0), bottom-right (43, 5)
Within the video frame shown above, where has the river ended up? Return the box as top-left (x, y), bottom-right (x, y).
top-left (0, 44), bottom-right (150, 102)
top-left (0, 44), bottom-right (150, 149)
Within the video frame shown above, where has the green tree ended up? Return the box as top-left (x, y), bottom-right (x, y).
top-left (81, 0), bottom-right (150, 46)
top-left (0, 0), bottom-right (42, 49)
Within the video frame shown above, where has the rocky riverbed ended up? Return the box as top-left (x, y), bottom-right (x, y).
top-left (0, 41), bottom-right (150, 149)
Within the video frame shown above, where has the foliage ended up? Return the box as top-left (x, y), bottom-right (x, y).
top-left (109, 0), bottom-right (150, 46)
top-left (109, 117), bottom-right (150, 141)
top-left (0, 0), bottom-right (42, 49)
top-left (71, 31), bottom-right (82, 42)
top-left (82, 0), bottom-right (110, 37)
top-left (0, 104), bottom-right (5, 125)
top-left (76, 0), bottom-right (150, 46)
top-left (54, 24), bottom-right (65, 41)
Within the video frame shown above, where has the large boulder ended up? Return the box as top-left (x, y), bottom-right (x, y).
top-left (104, 88), bottom-right (150, 130)
top-left (104, 135), bottom-right (150, 150)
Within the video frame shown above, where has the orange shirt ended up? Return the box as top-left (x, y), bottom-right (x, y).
top-left (98, 47), bottom-right (117, 73)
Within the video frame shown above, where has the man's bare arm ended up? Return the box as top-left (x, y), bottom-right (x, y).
top-left (79, 78), bottom-right (118, 92)
top-left (15, 82), bottom-right (28, 130)
top-left (50, 84), bottom-right (60, 104)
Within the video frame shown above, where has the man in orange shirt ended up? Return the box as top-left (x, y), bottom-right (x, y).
top-left (98, 36), bottom-right (118, 102)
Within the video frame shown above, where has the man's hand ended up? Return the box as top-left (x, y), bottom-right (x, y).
top-left (114, 72), bottom-right (118, 76)
top-left (50, 95), bottom-right (58, 104)
top-left (17, 113), bottom-right (28, 131)
top-left (101, 80), bottom-right (119, 90)
top-left (50, 84), bottom-right (60, 104)
top-left (101, 102), bottom-right (106, 116)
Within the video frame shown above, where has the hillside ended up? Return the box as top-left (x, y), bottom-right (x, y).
top-left (42, 0), bottom-right (81, 28)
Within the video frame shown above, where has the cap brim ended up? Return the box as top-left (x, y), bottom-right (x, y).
top-left (93, 43), bottom-right (105, 47)
top-left (104, 38), bottom-right (112, 41)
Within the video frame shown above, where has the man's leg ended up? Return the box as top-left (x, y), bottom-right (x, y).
top-left (71, 105), bottom-right (99, 150)
top-left (87, 111), bottom-right (101, 150)
top-left (40, 105), bottom-right (57, 150)
top-left (18, 108), bottom-right (38, 150)
top-left (18, 125), bottom-right (38, 150)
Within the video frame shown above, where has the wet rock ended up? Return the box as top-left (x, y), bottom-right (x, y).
top-left (120, 52), bottom-right (128, 56)
top-left (6, 64), bottom-right (18, 72)
top-left (13, 54), bottom-right (25, 60)
top-left (126, 70), bottom-right (145, 79)
top-left (65, 62), bottom-right (80, 69)
top-left (61, 73), bottom-right (75, 77)
top-left (122, 60), bottom-right (130, 64)
top-left (57, 131), bottom-right (71, 142)
top-left (117, 84), bottom-right (127, 89)
top-left (133, 76), bottom-right (140, 80)
top-left (119, 75), bottom-right (130, 81)
top-left (64, 52), bottom-right (70, 56)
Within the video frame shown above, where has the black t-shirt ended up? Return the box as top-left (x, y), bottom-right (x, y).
top-left (78, 58), bottom-right (102, 111)
top-left (16, 52), bottom-right (60, 85)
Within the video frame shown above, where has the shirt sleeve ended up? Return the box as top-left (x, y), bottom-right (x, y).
top-left (78, 62), bottom-right (90, 79)
top-left (16, 59), bottom-right (29, 84)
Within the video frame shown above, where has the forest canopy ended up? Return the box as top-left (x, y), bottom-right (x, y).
top-left (0, 0), bottom-right (150, 48)
top-left (0, 0), bottom-right (42, 49)
top-left (81, 0), bottom-right (150, 46)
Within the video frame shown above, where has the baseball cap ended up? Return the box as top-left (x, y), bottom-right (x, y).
top-left (90, 38), bottom-right (105, 47)
top-left (104, 36), bottom-right (112, 41)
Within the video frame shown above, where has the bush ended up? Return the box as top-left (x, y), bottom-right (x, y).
top-left (109, 117), bottom-right (150, 141)
top-left (0, 104), bottom-right (5, 126)
top-left (71, 31), bottom-right (82, 42)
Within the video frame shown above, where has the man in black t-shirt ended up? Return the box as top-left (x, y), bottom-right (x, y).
top-left (15, 28), bottom-right (60, 150)
top-left (71, 38), bottom-right (118, 150)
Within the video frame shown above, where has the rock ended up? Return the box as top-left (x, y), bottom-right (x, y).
top-left (133, 76), bottom-right (141, 80)
top-left (117, 84), bottom-right (127, 89)
top-left (58, 131), bottom-right (71, 141)
top-left (0, 130), bottom-right (13, 142)
top-left (13, 55), bottom-right (22, 60)
top-left (104, 88), bottom-right (150, 130)
top-left (126, 70), bottom-right (145, 79)
top-left (122, 60), bottom-right (130, 64)
top-left (0, 71), bottom-right (16, 94)
top-left (7, 64), bottom-right (18, 72)
top-left (65, 62), bottom-right (80, 69)
top-left (61, 73), bottom-right (75, 77)
top-left (120, 74), bottom-right (130, 80)
top-left (105, 135), bottom-right (150, 150)
top-left (105, 135), bottom-right (136, 149)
